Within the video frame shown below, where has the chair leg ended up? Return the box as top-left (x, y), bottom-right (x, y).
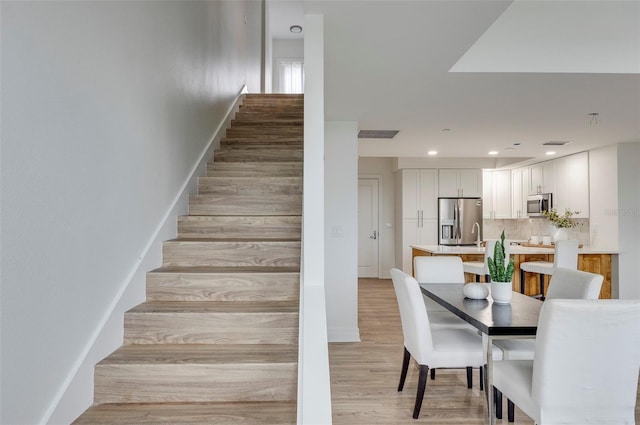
top-left (430, 368), bottom-right (436, 380)
top-left (479, 366), bottom-right (484, 391)
top-left (520, 268), bottom-right (526, 294)
top-left (539, 274), bottom-right (545, 300)
top-left (413, 365), bottom-right (429, 419)
top-left (507, 399), bottom-right (515, 422)
top-left (494, 387), bottom-right (503, 419)
top-left (466, 366), bottom-right (473, 389)
top-left (398, 346), bottom-right (411, 392)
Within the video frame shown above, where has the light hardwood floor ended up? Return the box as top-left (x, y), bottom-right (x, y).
top-left (329, 278), bottom-right (640, 424)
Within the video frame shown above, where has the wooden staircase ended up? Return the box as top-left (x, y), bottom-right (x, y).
top-left (73, 94), bottom-right (303, 424)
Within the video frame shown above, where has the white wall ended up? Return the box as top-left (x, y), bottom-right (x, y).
top-left (617, 142), bottom-right (640, 299)
top-left (325, 122), bottom-right (360, 342)
top-left (0, 2), bottom-right (261, 424)
top-left (589, 144), bottom-right (620, 249)
top-left (272, 39), bottom-right (304, 93)
top-left (358, 157), bottom-right (396, 278)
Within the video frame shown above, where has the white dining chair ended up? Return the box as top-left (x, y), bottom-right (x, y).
top-left (414, 256), bottom-right (483, 388)
top-left (493, 299), bottom-right (640, 425)
top-left (390, 268), bottom-right (503, 419)
top-left (519, 239), bottom-right (579, 298)
top-left (492, 267), bottom-right (604, 421)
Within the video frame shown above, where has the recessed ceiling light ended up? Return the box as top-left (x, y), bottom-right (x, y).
top-left (488, 151), bottom-right (498, 155)
top-left (546, 151), bottom-right (556, 156)
top-left (290, 25), bottom-right (303, 34)
top-left (441, 128), bottom-right (451, 132)
top-left (428, 150), bottom-right (438, 156)
top-left (504, 147), bottom-right (515, 151)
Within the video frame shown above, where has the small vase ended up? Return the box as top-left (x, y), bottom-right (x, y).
top-left (491, 281), bottom-right (512, 304)
top-left (553, 227), bottom-right (569, 243)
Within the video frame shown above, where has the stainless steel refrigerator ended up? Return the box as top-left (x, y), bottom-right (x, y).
top-left (438, 197), bottom-right (483, 245)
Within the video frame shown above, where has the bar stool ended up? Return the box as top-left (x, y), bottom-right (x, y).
top-left (463, 240), bottom-right (510, 282)
top-left (519, 239), bottom-right (579, 298)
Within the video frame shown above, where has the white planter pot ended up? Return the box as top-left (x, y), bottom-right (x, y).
top-left (491, 281), bottom-right (512, 304)
top-left (553, 227), bottom-right (569, 243)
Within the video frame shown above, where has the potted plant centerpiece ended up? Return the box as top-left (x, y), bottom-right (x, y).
top-left (487, 230), bottom-right (515, 304)
top-left (543, 208), bottom-right (580, 242)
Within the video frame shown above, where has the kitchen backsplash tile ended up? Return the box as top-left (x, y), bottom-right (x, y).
top-left (483, 218), bottom-right (590, 246)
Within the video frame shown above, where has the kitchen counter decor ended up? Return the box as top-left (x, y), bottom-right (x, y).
top-left (487, 230), bottom-right (515, 304)
top-left (542, 208), bottom-right (579, 242)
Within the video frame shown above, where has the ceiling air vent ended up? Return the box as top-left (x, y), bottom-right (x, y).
top-left (358, 130), bottom-right (399, 139)
top-left (543, 141), bottom-right (572, 146)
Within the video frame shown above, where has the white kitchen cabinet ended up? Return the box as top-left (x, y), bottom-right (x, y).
top-left (439, 169), bottom-right (482, 197)
top-left (529, 161), bottom-right (555, 194)
top-left (511, 166), bottom-right (530, 218)
top-left (483, 170), bottom-right (512, 219)
top-left (395, 169), bottom-right (439, 273)
top-left (400, 218), bottom-right (437, 273)
top-left (554, 151), bottom-right (589, 218)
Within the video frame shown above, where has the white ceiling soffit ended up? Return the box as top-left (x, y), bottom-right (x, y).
top-left (451, 0), bottom-right (640, 74)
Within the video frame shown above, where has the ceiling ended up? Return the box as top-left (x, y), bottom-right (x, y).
top-left (269, 0), bottom-right (640, 168)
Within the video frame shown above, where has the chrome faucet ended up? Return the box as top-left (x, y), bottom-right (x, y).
top-left (472, 222), bottom-right (481, 247)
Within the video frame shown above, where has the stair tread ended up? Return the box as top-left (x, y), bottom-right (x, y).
top-left (100, 344), bottom-right (298, 364)
top-left (72, 401), bottom-right (296, 424)
top-left (127, 300), bottom-right (299, 313)
top-left (150, 266), bottom-right (300, 273)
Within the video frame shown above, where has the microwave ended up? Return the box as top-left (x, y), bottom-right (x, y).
top-left (527, 193), bottom-right (552, 217)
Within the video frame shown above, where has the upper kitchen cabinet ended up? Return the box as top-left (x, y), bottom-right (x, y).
top-left (511, 166), bottom-right (530, 219)
top-left (397, 169), bottom-right (438, 219)
top-left (483, 169), bottom-right (512, 219)
top-left (529, 161), bottom-right (555, 194)
top-left (554, 151), bottom-right (589, 218)
top-left (439, 169), bottom-right (482, 197)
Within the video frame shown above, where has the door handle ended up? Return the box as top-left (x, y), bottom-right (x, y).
top-left (369, 230), bottom-right (377, 240)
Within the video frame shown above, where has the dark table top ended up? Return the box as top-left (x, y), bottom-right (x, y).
top-left (419, 283), bottom-right (543, 336)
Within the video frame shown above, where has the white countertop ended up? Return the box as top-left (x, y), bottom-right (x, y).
top-left (411, 244), bottom-right (618, 255)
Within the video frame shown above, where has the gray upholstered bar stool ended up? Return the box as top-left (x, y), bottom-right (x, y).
top-left (519, 239), bottom-right (579, 299)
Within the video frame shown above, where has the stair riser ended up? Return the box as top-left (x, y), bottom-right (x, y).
top-left (189, 195), bottom-right (302, 216)
top-left (124, 312), bottom-right (298, 344)
top-left (162, 241), bottom-right (301, 268)
top-left (94, 363), bottom-right (297, 403)
top-left (221, 140), bottom-right (302, 148)
top-left (178, 216), bottom-right (301, 239)
top-left (146, 272), bottom-right (300, 301)
top-left (197, 177), bottom-right (302, 196)
top-left (231, 120), bottom-right (303, 127)
top-left (207, 162), bottom-right (302, 177)
top-left (225, 129), bottom-right (302, 138)
top-left (214, 150), bottom-right (303, 162)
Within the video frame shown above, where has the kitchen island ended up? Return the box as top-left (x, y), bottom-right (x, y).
top-left (411, 244), bottom-right (617, 299)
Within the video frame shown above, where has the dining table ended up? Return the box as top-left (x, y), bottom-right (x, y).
top-left (419, 283), bottom-right (543, 425)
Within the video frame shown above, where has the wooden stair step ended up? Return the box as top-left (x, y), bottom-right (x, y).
top-left (189, 194), bottom-right (302, 216)
top-left (72, 401), bottom-right (296, 424)
top-left (178, 215), bottom-right (301, 239)
top-left (197, 176), bottom-right (301, 196)
top-left (230, 118), bottom-right (303, 126)
top-left (225, 129), bottom-right (302, 138)
top-left (146, 267), bottom-right (300, 301)
top-left (94, 344), bottom-right (297, 403)
top-left (214, 148), bottom-right (303, 162)
top-left (221, 137), bottom-right (302, 147)
top-left (162, 239), bottom-right (301, 267)
top-left (124, 301), bottom-right (298, 344)
top-left (207, 162), bottom-right (302, 177)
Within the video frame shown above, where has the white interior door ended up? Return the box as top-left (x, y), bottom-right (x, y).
top-left (358, 179), bottom-right (379, 277)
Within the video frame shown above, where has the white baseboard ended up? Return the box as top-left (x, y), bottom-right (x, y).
top-left (327, 327), bottom-right (361, 343)
top-left (44, 86), bottom-right (247, 425)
